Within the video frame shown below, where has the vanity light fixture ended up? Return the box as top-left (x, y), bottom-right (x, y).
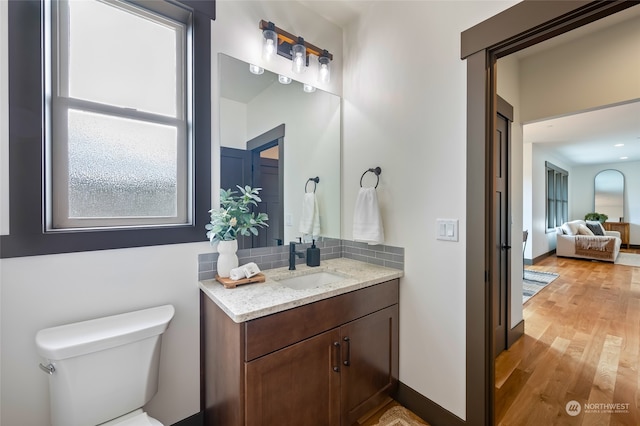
top-left (318, 51), bottom-right (331, 83)
top-left (303, 84), bottom-right (316, 93)
top-left (249, 64), bottom-right (264, 75)
top-left (259, 20), bottom-right (333, 81)
top-left (614, 143), bottom-right (624, 147)
top-left (291, 38), bottom-right (306, 74)
top-left (278, 74), bottom-right (292, 84)
top-left (262, 22), bottom-right (278, 61)
top-left (620, 156), bottom-right (628, 160)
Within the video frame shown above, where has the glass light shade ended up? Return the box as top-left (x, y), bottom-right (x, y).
top-left (318, 56), bottom-right (331, 83)
top-left (303, 84), bottom-right (316, 93)
top-left (291, 43), bottom-right (306, 74)
top-left (249, 64), bottom-right (264, 75)
top-left (278, 74), bottom-right (292, 84)
top-left (262, 29), bottom-right (278, 61)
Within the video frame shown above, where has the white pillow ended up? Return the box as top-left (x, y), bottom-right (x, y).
top-left (561, 222), bottom-right (579, 236)
top-left (577, 224), bottom-right (594, 236)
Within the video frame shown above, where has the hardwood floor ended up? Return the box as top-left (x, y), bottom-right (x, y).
top-left (496, 249), bottom-right (640, 425)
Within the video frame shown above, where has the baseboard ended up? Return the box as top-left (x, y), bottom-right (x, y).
top-left (507, 319), bottom-right (524, 348)
top-left (395, 382), bottom-right (465, 426)
top-left (530, 250), bottom-right (555, 265)
top-left (171, 411), bottom-right (203, 426)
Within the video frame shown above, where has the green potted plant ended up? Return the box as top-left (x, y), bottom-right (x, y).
top-left (206, 186), bottom-right (268, 277)
top-left (584, 212), bottom-right (608, 223)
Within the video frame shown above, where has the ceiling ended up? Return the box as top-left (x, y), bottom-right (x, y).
top-left (519, 6), bottom-right (640, 167)
top-left (523, 101), bottom-right (640, 166)
top-left (294, 1), bottom-right (640, 167)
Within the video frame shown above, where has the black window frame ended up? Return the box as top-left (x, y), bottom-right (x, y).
top-left (545, 161), bottom-right (568, 232)
top-left (0, 0), bottom-right (214, 258)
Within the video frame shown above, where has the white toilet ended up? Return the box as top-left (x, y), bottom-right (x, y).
top-left (35, 305), bottom-right (175, 426)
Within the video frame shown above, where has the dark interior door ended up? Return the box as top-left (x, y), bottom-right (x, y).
top-left (251, 155), bottom-right (281, 247)
top-left (493, 107), bottom-right (511, 356)
top-left (220, 147), bottom-right (252, 249)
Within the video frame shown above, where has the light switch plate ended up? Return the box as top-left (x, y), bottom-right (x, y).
top-left (436, 219), bottom-right (459, 242)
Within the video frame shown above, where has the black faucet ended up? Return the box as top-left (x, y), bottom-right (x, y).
top-left (289, 239), bottom-right (305, 270)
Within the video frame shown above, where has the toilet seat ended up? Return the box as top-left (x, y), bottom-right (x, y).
top-left (99, 409), bottom-right (163, 426)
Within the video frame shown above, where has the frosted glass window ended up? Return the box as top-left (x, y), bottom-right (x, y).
top-left (48, 0), bottom-right (191, 230)
top-left (68, 110), bottom-right (178, 218)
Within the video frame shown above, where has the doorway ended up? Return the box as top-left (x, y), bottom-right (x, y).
top-left (462, 2), bottom-right (639, 424)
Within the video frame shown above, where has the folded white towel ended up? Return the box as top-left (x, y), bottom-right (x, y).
top-left (353, 187), bottom-right (384, 245)
top-left (229, 262), bottom-right (261, 281)
top-left (242, 262), bottom-right (261, 278)
top-left (229, 267), bottom-right (246, 281)
top-left (299, 192), bottom-right (321, 236)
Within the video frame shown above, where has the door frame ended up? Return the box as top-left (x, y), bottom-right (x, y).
top-left (461, 1), bottom-right (638, 424)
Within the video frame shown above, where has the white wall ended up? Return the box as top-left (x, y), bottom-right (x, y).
top-left (219, 97), bottom-right (248, 149)
top-left (342, 1), bottom-right (518, 419)
top-left (572, 161), bottom-right (640, 245)
top-left (520, 15), bottom-right (640, 122)
top-left (497, 55), bottom-right (524, 328)
top-left (530, 145), bottom-right (574, 259)
top-left (1, 243), bottom-right (210, 426)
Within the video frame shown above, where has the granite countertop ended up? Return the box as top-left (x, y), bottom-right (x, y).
top-left (199, 257), bottom-right (403, 323)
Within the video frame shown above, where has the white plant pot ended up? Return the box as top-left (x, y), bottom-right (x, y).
top-left (216, 240), bottom-right (239, 278)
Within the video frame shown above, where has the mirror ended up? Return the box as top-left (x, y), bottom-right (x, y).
top-left (218, 54), bottom-right (341, 249)
top-left (594, 169), bottom-right (624, 222)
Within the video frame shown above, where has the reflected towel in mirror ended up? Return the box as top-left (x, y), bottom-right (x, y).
top-left (353, 187), bottom-right (384, 245)
top-left (299, 193), bottom-right (321, 236)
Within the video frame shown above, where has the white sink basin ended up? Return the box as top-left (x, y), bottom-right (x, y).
top-left (277, 271), bottom-right (346, 290)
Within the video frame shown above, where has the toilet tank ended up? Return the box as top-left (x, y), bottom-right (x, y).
top-left (35, 305), bottom-right (175, 426)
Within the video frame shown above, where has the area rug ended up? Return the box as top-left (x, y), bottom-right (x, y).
top-left (523, 269), bottom-right (559, 303)
top-left (374, 406), bottom-right (429, 426)
top-left (615, 252), bottom-right (640, 267)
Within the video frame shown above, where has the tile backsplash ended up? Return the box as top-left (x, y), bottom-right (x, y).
top-left (198, 238), bottom-right (404, 281)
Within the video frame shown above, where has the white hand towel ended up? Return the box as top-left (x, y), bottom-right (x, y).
top-left (353, 187), bottom-right (384, 245)
top-left (229, 267), bottom-right (246, 281)
top-left (241, 262), bottom-right (261, 278)
top-left (299, 192), bottom-right (321, 236)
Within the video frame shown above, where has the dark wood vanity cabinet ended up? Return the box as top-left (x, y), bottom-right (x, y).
top-left (201, 279), bottom-right (399, 426)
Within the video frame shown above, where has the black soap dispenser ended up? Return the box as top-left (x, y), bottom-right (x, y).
top-left (306, 240), bottom-right (320, 267)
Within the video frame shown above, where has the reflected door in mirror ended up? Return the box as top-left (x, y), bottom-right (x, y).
top-left (221, 147), bottom-right (283, 249)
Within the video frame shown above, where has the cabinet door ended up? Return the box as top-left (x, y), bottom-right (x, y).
top-left (245, 328), bottom-right (341, 426)
top-left (340, 305), bottom-right (399, 425)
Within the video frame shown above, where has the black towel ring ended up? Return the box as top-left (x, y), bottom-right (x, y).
top-left (360, 167), bottom-right (382, 188)
top-left (305, 177), bottom-right (319, 193)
